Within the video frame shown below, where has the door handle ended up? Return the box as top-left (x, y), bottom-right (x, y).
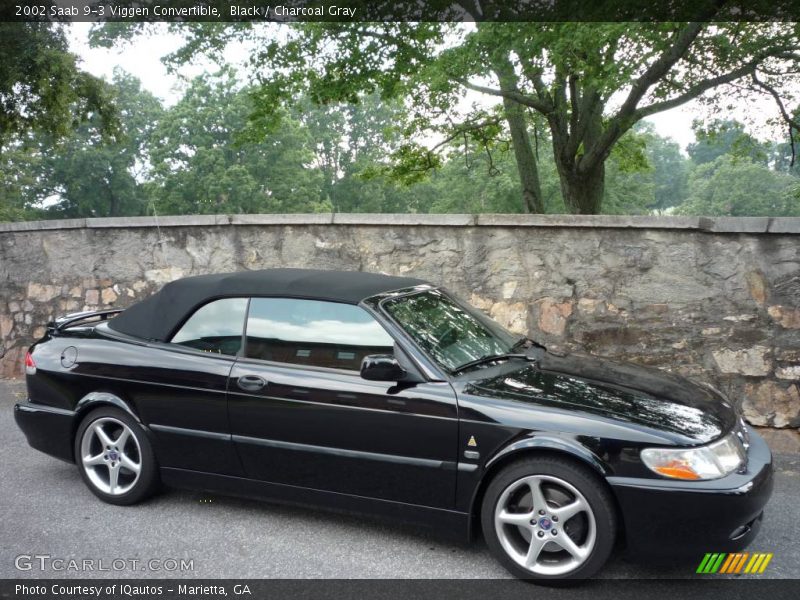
top-left (237, 375), bottom-right (267, 391)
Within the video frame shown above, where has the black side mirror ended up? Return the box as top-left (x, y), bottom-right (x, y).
top-left (360, 354), bottom-right (407, 382)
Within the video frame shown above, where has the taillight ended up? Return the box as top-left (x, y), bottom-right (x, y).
top-left (24, 351), bottom-right (36, 375)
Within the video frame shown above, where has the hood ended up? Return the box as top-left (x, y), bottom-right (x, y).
top-left (462, 350), bottom-right (737, 445)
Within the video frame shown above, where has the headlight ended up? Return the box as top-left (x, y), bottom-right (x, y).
top-left (641, 432), bottom-right (746, 481)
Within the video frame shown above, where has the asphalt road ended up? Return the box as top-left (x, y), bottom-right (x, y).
top-left (1, 380), bottom-right (798, 581)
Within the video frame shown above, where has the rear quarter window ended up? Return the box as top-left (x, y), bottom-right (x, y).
top-left (170, 298), bottom-right (248, 356)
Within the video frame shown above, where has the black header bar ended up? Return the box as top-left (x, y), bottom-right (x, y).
top-left (3, 1), bottom-right (800, 23)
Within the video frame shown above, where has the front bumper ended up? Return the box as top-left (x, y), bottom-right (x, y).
top-left (609, 427), bottom-right (773, 557)
top-left (14, 401), bottom-right (77, 463)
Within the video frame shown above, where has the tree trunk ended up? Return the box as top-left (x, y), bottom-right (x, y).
top-left (551, 90), bottom-right (606, 215)
top-left (558, 162), bottom-right (605, 214)
top-left (491, 57), bottom-right (544, 214)
top-left (503, 101), bottom-right (544, 213)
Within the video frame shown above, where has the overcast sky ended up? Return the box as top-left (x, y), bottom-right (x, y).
top-left (67, 23), bottom-right (775, 153)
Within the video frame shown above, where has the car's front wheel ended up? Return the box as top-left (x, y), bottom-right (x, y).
top-left (74, 406), bottom-right (159, 505)
top-left (481, 455), bottom-right (617, 582)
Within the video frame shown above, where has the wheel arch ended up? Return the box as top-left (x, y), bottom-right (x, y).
top-left (75, 391), bottom-right (143, 423)
top-left (72, 392), bottom-right (148, 453)
top-left (468, 436), bottom-right (624, 541)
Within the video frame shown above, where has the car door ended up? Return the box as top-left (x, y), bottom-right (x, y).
top-left (227, 297), bottom-right (459, 509)
top-left (131, 297), bottom-right (248, 476)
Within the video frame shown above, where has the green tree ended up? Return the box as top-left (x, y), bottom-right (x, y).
top-left (0, 23), bottom-right (116, 152)
top-left (637, 123), bottom-right (690, 210)
top-left (0, 142), bottom-right (40, 221)
top-left (675, 155), bottom-right (800, 216)
top-left (149, 72), bottom-right (326, 215)
top-left (121, 17), bottom-right (800, 214)
top-left (688, 120), bottom-right (769, 166)
top-left (422, 146), bottom-right (527, 214)
top-left (0, 71), bottom-right (160, 219)
top-left (38, 71), bottom-right (162, 218)
top-left (296, 94), bottom-right (415, 212)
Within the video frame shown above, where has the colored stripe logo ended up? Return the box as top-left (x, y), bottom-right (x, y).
top-left (696, 552), bottom-right (773, 574)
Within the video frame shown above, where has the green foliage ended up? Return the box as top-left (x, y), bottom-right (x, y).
top-left (646, 130), bottom-right (690, 211)
top-left (0, 23), bottom-right (117, 149)
top-left (602, 163), bottom-right (655, 216)
top-left (421, 149), bottom-right (525, 214)
top-left (675, 155), bottom-right (800, 217)
top-left (0, 71), bottom-right (159, 219)
top-left (91, 20), bottom-right (800, 214)
top-left (0, 143), bottom-right (39, 221)
top-left (42, 71), bottom-right (161, 218)
top-left (149, 71), bottom-right (326, 215)
top-left (688, 120), bottom-right (769, 166)
top-left (5, 19), bottom-right (800, 222)
top-left (616, 122), bottom-right (691, 212)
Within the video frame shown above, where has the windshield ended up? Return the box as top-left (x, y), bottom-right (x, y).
top-left (381, 288), bottom-right (519, 372)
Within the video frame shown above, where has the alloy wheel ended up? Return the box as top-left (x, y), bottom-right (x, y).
top-left (493, 474), bottom-right (597, 576)
top-left (79, 417), bottom-right (142, 496)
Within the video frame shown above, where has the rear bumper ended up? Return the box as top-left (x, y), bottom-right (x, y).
top-left (14, 401), bottom-right (76, 463)
top-left (609, 427), bottom-right (773, 558)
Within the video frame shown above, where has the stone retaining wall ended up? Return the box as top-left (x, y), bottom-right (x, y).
top-left (1, 214), bottom-right (798, 430)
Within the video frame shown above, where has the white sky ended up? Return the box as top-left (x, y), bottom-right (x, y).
top-left (66, 23), bottom-right (772, 152)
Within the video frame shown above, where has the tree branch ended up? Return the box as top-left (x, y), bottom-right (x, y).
top-left (751, 71), bottom-right (800, 166)
top-left (579, 56), bottom-right (767, 173)
top-left (614, 22), bottom-right (706, 121)
top-left (751, 72), bottom-right (800, 129)
top-left (515, 52), bottom-right (553, 111)
top-left (458, 79), bottom-right (551, 113)
top-left (429, 117), bottom-right (501, 153)
top-left (454, 0), bottom-right (483, 20)
top-left (634, 59), bottom-right (763, 119)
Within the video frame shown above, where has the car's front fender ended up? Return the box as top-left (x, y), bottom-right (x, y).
top-left (464, 432), bottom-right (612, 538)
top-left (485, 433), bottom-right (609, 476)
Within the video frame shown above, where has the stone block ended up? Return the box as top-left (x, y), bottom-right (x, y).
top-left (536, 298), bottom-right (574, 336)
top-left (743, 381), bottom-right (800, 428)
top-left (767, 305), bottom-right (800, 329)
top-left (712, 346), bottom-right (771, 376)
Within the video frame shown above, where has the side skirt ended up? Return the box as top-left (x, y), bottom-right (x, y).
top-left (160, 467), bottom-right (472, 541)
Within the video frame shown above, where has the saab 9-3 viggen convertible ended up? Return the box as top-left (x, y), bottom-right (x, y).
top-left (15, 269), bottom-right (772, 581)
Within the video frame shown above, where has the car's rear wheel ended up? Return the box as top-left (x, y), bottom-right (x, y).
top-left (74, 407), bottom-right (159, 505)
top-left (481, 455), bottom-right (617, 582)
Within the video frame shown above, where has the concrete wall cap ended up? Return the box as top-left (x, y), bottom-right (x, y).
top-left (1, 213), bottom-right (798, 234)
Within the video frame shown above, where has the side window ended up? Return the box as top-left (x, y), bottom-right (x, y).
top-left (170, 298), bottom-right (248, 356)
top-left (245, 298), bottom-right (394, 370)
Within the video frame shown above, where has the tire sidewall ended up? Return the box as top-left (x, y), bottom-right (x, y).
top-left (74, 406), bottom-right (158, 505)
top-left (481, 456), bottom-right (617, 582)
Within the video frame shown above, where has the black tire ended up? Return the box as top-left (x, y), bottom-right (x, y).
top-left (74, 406), bottom-right (160, 505)
top-left (480, 455), bottom-right (617, 583)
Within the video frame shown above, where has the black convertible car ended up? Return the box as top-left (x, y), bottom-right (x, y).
top-left (15, 269), bottom-right (772, 581)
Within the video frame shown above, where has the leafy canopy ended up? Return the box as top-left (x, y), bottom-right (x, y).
top-left (96, 18), bottom-right (800, 214)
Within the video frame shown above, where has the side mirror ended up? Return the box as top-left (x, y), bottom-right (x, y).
top-left (360, 354), bottom-right (407, 382)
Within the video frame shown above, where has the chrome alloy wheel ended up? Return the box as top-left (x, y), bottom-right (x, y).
top-left (493, 474), bottom-right (597, 576)
top-left (79, 417), bottom-right (142, 496)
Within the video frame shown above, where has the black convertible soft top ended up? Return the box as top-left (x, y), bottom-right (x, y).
top-left (107, 268), bottom-right (428, 342)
